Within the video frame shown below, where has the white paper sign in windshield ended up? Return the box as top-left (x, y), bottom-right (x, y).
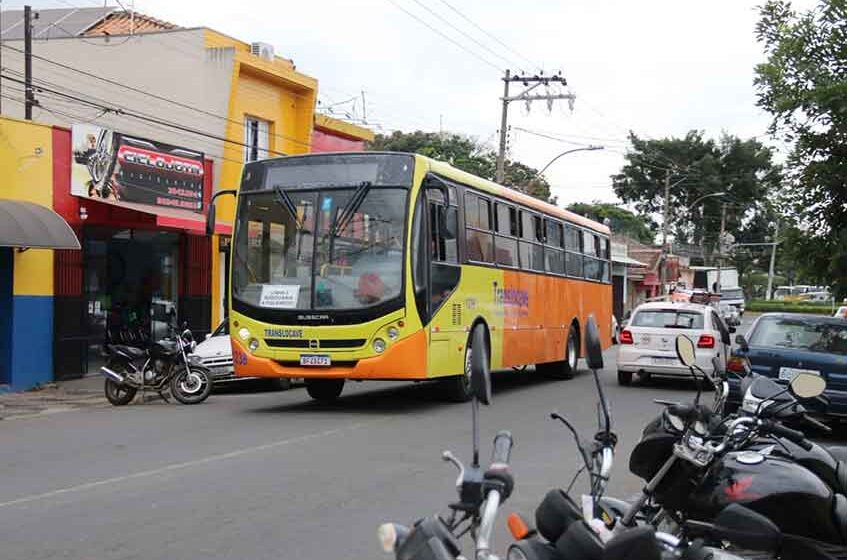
top-left (260, 285), bottom-right (300, 309)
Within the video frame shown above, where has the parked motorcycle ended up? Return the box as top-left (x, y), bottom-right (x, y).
top-left (100, 323), bottom-right (212, 406)
top-left (377, 326), bottom-right (515, 560)
top-left (621, 334), bottom-right (847, 553)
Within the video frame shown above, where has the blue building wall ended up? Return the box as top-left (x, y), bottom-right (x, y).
top-left (0, 248), bottom-right (12, 387)
top-left (9, 295), bottom-right (54, 390)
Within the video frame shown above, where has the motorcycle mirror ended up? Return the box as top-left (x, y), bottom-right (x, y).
top-left (675, 335), bottom-right (696, 367)
top-left (470, 328), bottom-right (491, 406)
top-left (584, 315), bottom-right (604, 370)
top-left (789, 372), bottom-right (826, 399)
top-left (711, 504), bottom-right (781, 552)
top-left (205, 203), bottom-right (216, 236)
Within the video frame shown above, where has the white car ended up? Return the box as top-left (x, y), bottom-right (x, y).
top-left (616, 301), bottom-right (733, 386)
top-left (194, 320), bottom-right (291, 390)
top-left (717, 301), bottom-right (741, 327)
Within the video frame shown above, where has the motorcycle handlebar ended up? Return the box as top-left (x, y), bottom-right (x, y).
top-left (763, 420), bottom-right (813, 451)
top-left (803, 414), bottom-right (832, 434)
top-left (491, 431), bottom-right (513, 466)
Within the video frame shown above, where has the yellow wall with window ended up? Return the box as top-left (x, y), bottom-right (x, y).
top-left (204, 30), bottom-right (318, 326)
top-left (0, 116), bottom-right (54, 297)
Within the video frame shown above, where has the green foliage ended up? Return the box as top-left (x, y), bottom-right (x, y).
top-left (747, 300), bottom-right (834, 315)
top-left (566, 202), bottom-right (656, 244)
top-left (755, 0), bottom-right (847, 299)
top-left (368, 131), bottom-right (553, 203)
top-left (610, 131), bottom-right (780, 254)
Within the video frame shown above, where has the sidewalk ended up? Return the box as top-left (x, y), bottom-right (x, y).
top-left (0, 375), bottom-right (108, 420)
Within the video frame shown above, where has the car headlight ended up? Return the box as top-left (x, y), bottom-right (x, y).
top-left (239, 327), bottom-right (250, 341)
top-left (387, 326), bottom-right (399, 340)
top-left (373, 338), bottom-right (386, 354)
top-left (248, 338), bottom-right (259, 353)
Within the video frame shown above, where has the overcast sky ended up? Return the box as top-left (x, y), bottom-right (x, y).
top-left (15, 0), bottom-right (818, 206)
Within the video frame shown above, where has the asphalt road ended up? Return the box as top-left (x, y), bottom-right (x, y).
top-left (0, 314), bottom-right (774, 560)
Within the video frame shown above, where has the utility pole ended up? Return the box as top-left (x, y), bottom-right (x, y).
top-left (496, 69), bottom-right (573, 183)
top-left (660, 170), bottom-right (671, 292)
top-left (24, 5), bottom-right (35, 120)
top-left (715, 202), bottom-right (727, 293)
top-left (496, 69), bottom-right (511, 183)
top-left (766, 219), bottom-right (780, 300)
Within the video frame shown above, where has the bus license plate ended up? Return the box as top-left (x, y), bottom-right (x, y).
top-left (300, 354), bottom-right (331, 367)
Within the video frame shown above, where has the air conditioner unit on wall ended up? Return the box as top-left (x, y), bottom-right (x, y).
top-left (251, 42), bottom-right (274, 61)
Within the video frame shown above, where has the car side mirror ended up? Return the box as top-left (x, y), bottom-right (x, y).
top-left (735, 334), bottom-right (749, 350)
top-left (623, 310), bottom-right (632, 321)
top-left (729, 326), bottom-right (736, 334)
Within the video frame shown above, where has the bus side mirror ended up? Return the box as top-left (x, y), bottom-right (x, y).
top-left (206, 204), bottom-right (216, 236)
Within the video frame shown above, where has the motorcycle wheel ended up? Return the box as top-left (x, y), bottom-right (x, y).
top-left (104, 379), bottom-right (137, 406)
top-left (170, 365), bottom-right (212, 405)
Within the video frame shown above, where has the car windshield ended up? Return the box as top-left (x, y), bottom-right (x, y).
top-left (212, 321), bottom-right (228, 337)
top-left (631, 309), bottom-right (705, 329)
top-left (749, 316), bottom-right (847, 355)
top-left (722, 288), bottom-right (743, 299)
top-left (232, 187), bottom-right (408, 311)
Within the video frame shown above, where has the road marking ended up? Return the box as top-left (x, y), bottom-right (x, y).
top-left (0, 421), bottom-right (372, 509)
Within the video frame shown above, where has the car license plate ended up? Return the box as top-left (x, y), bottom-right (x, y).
top-left (300, 354), bottom-right (331, 367)
top-left (778, 366), bottom-right (820, 381)
top-left (652, 357), bottom-right (677, 365)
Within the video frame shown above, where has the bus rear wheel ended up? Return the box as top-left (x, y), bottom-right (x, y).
top-left (537, 325), bottom-right (578, 380)
top-left (306, 378), bottom-right (344, 402)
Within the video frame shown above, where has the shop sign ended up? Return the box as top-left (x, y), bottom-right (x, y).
top-left (71, 124), bottom-right (205, 211)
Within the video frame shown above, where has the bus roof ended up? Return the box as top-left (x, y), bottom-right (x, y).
top-left (420, 154), bottom-right (611, 235)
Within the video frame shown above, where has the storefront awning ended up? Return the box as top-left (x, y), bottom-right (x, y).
top-left (612, 254), bottom-right (648, 267)
top-left (80, 197), bottom-right (233, 235)
top-left (0, 199), bottom-right (81, 249)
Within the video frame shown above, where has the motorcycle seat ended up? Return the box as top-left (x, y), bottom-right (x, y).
top-left (108, 345), bottom-right (147, 360)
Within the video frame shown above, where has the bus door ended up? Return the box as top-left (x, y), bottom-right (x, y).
top-left (425, 187), bottom-right (461, 376)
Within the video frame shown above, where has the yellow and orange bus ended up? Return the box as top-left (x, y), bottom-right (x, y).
top-left (214, 152), bottom-right (612, 402)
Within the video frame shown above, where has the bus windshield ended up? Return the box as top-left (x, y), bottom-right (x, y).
top-left (232, 155), bottom-right (412, 312)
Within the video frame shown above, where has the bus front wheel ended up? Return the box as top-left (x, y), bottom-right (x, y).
top-left (537, 325), bottom-right (578, 380)
top-left (306, 378), bottom-right (344, 402)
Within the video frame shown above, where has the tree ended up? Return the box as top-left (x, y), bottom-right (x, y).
top-left (566, 202), bottom-right (656, 244)
top-left (755, 0), bottom-right (847, 297)
top-left (610, 131), bottom-right (780, 259)
top-left (368, 131), bottom-right (553, 202)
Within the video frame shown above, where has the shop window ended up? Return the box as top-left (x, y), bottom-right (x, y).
top-left (244, 116), bottom-right (270, 162)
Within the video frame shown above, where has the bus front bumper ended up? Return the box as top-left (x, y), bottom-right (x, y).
top-left (231, 330), bottom-right (428, 380)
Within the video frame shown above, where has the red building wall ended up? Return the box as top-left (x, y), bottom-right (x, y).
top-left (311, 128), bottom-right (366, 153)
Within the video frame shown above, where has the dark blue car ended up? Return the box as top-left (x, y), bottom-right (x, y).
top-left (728, 313), bottom-right (847, 417)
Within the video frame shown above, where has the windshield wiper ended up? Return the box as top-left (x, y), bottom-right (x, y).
top-left (273, 185), bottom-right (302, 230)
top-left (332, 181), bottom-right (372, 237)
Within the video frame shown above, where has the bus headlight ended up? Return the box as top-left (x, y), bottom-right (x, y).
top-left (239, 327), bottom-right (251, 341)
top-left (373, 338), bottom-right (386, 354)
top-left (248, 338), bottom-right (259, 353)
top-left (387, 326), bottom-right (399, 340)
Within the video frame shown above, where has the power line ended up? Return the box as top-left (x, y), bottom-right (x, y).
top-left (407, 0), bottom-right (522, 71)
top-left (436, 0), bottom-right (541, 72)
top-left (0, 71), bottom-right (290, 157)
top-left (0, 42), bottom-right (313, 149)
top-left (384, 0), bottom-right (503, 72)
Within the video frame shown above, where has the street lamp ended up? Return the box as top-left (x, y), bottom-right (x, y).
top-left (533, 145), bottom-right (604, 179)
top-left (686, 191), bottom-right (726, 212)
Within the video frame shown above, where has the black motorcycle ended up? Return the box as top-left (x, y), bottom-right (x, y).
top-left (100, 324), bottom-right (212, 406)
top-left (377, 327), bottom-right (515, 560)
top-left (622, 334), bottom-right (847, 553)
